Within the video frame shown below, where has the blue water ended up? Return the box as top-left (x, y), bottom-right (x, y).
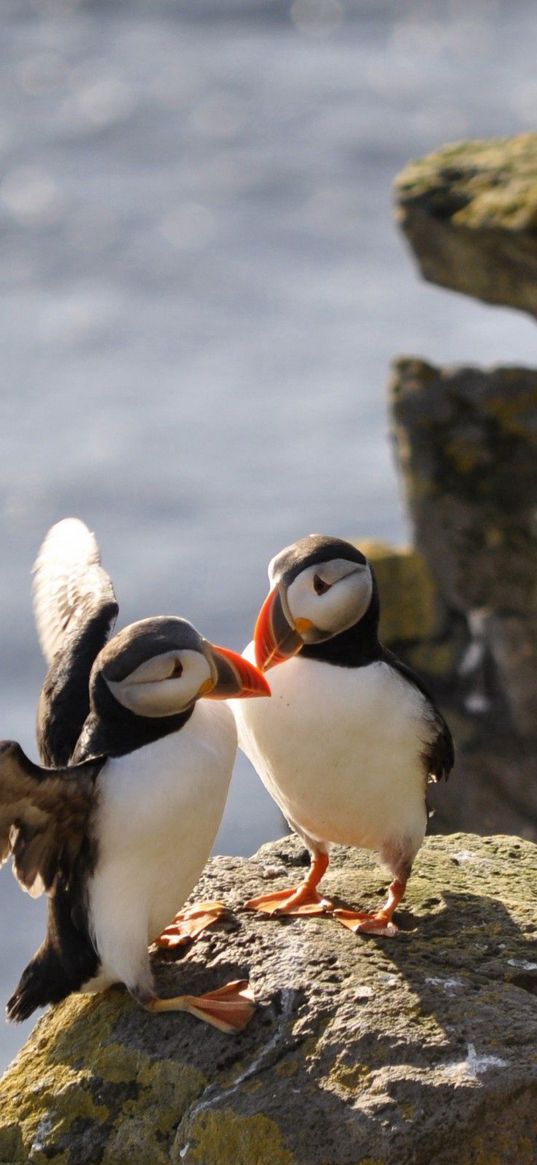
top-left (0, 0), bottom-right (536, 1071)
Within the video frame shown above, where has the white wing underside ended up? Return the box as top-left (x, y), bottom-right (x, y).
top-left (32, 518), bottom-right (117, 665)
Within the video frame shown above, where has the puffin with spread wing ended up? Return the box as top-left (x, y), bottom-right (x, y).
top-left (1, 519), bottom-right (269, 1031)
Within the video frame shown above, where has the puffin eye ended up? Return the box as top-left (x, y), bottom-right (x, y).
top-left (171, 658), bottom-right (183, 678)
top-left (313, 574), bottom-right (331, 596)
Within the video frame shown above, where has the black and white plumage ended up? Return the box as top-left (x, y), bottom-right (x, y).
top-left (1, 519), bottom-right (268, 1030)
top-left (33, 518), bottom-right (119, 768)
top-left (231, 534), bottom-right (454, 934)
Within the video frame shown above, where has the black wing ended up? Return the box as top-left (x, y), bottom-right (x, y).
top-left (382, 647), bottom-right (454, 781)
top-left (33, 518), bottom-right (119, 766)
top-left (0, 739), bottom-right (104, 896)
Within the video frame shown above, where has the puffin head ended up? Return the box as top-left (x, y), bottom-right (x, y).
top-left (254, 535), bottom-right (376, 672)
top-left (94, 616), bottom-right (270, 718)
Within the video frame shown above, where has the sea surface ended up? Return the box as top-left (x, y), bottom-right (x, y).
top-left (0, 0), bottom-right (536, 1070)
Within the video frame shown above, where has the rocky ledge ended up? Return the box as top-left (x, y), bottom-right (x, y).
top-left (1, 833), bottom-right (537, 1165)
top-left (395, 132), bottom-right (537, 316)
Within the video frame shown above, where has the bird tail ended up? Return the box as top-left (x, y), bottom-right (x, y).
top-left (7, 882), bottom-right (101, 1023)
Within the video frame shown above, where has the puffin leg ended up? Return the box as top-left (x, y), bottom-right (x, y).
top-left (245, 851), bottom-right (333, 916)
top-left (153, 901), bottom-right (227, 948)
top-left (333, 876), bottom-right (406, 938)
top-left (143, 979), bottom-right (255, 1033)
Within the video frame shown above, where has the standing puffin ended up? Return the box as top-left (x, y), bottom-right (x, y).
top-left (0, 519), bottom-right (269, 1031)
top-left (231, 534), bottom-right (453, 935)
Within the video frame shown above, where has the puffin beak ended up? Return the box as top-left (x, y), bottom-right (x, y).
top-left (254, 586), bottom-right (306, 672)
top-left (203, 644), bottom-right (271, 700)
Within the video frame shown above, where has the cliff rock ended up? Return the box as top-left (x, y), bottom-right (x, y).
top-left (1, 833), bottom-right (537, 1165)
top-left (395, 133), bottom-right (537, 317)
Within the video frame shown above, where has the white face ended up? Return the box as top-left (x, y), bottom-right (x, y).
top-left (284, 559), bottom-right (373, 641)
top-left (105, 649), bottom-right (214, 717)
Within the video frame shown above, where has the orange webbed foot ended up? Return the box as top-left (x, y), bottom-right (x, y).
top-left (332, 877), bottom-right (406, 939)
top-left (154, 900), bottom-right (227, 948)
top-left (246, 851), bottom-right (331, 916)
top-left (246, 885), bottom-right (333, 916)
top-left (333, 908), bottom-right (399, 938)
top-left (146, 979), bottom-right (256, 1032)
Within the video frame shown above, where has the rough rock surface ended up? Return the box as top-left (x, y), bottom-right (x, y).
top-left (2, 833), bottom-right (537, 1165)
top-left (359, 539), bottom-right (460, 696)
top-left (357, 539), bottom-right (444, 647)
top-left (391, 136), bottom-right (537, 835)
top-left (390, 359), bottom-right (537, 721)
top-left (394, 133), bottom-right (537, 316)
top-left (388, 358), bottom-right (537, 837)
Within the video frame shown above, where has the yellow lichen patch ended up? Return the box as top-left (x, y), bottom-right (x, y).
top-left (484, 527), bottom-right (504, 547)
top-left (455, 1132), bottom-right (537, 1165)
top-left (485, 390), bottom-right (537, 442)
top-left (275, 1058), bottom-right (299, 1078)
top-left (395, 135), bottom-right (537, 314)
top-left (177, 1109), bottom-right (294, 1165)
top-left (101, 1123), bottom-right (171, 1165)
top-left (356, 540), bottom-right (441, 643)
top-left (396, 133), bottom-right (537, 232)
top-left (405, 639), bottom-right (457, 680)
top-left (404, 1002), bottom-right (446, 1045)
top-left (0, 998), bottom-right (110, 1160)
top-left (0, 989), bottom-right (207, 1164)
top-left (444, 437), bottom-right (483, 474)
top-left (135, 1057), bottom-right (206, 1135)
top-left (325, 1054), bottom-right (372, 1098)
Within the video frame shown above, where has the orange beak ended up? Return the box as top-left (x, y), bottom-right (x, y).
top-left (254, 587), bottom-right (304, 672)
top-left (206, 643), bottom-right (271, 699)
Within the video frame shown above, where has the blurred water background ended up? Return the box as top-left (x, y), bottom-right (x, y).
top-left (1, 0), bottom-right (536, 1069)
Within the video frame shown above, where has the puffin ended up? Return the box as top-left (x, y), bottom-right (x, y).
top-left (0, 519), bottom-right (269, 1031)
top-left (231, 534), bottom-right (454, 936)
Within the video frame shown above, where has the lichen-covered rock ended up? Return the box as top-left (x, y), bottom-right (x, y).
top-left (2, 834), bottom-right (537, 1165)
top-left (357, 540), bottom-right (444, 645)
top-left (390, 358), bottom-right (537, 737)
top-left (388, 357), bottom-right (537, 838)
top-left (395, 133), bottom-right (537, 316)
top-left (358, 540), bottom-right (462, 699)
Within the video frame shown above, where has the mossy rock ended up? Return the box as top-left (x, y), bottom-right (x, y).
top-left (389, 358), bottom-right (537, 744)
top-left (2, 834), bottom-right (537, 1164)
top-left (395, 133), bottom-right (537, 316)
top-left (357, 540), bottom-right (443, 644)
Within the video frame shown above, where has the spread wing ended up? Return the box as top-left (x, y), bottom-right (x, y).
top-left (33, 518), bottom-right (119, 766)
top-left (0, 740), bottom-right (104, 897)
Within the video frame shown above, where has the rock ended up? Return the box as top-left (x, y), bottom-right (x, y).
top-left (391, 137), bottom-right (537, 837)
top-left (358, 539), bottom-right (463, 697)
top-left (387, 357), bottom-right (537, 840)
top-left (394, 133), bottom-right (537, 316)
top-left (390, 357), bottom-right (537, 742)
top-left (2, 834), bottom-right (537, 1165)
top-left (357, 540), bottom-right (444, 645)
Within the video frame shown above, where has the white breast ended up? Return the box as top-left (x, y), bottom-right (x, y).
top-left (86, 701), bottom-right (236, 992)
top-left (231, 646), bottom-right (434, 869)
